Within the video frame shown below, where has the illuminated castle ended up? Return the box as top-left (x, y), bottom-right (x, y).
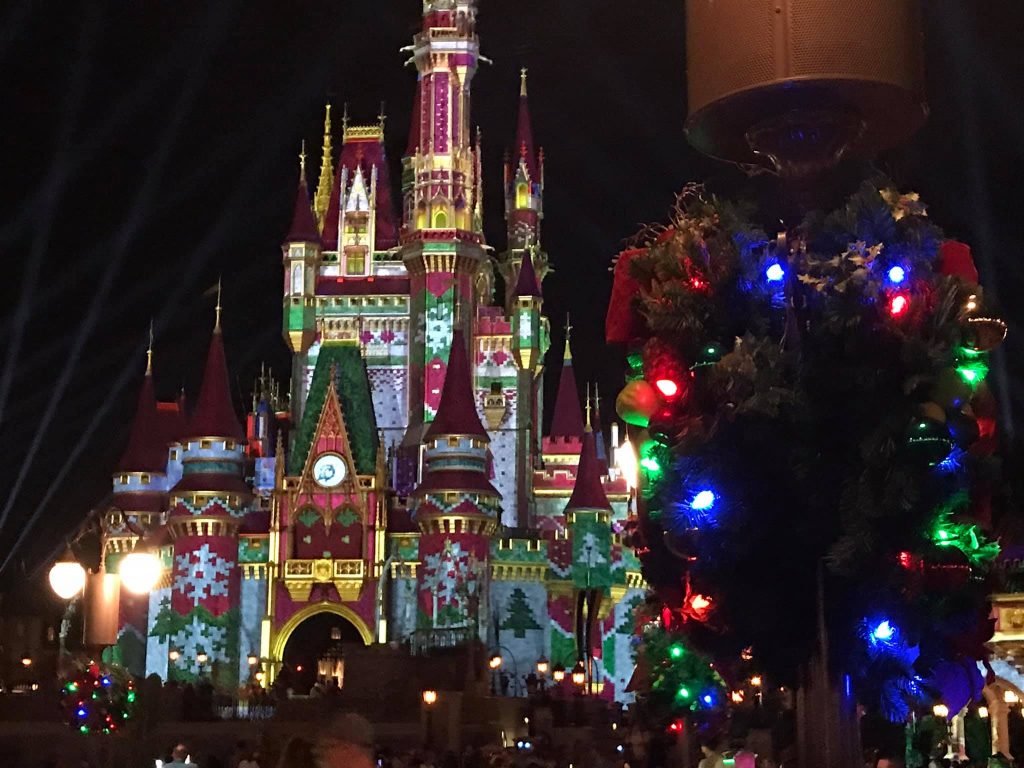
top-left (100, 0), bottom-right (645, 702)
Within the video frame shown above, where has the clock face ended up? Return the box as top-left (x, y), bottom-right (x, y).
top-left (313, 454), bottom-right (347, 488)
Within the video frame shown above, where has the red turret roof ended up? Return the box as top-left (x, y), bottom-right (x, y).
top-left (321, 132), bottom-right (399, 251)
top-left (566, 429), bottom-right (611, 512)
top-left (549, 341), bottom-right (584, 439)
top-left (425, 329), bottom-right (489, 441)
top-left (515, 72), bottom-right (539, 181)
top-left (118, 372), bottom-right (167, 473)
top-left (155, 400), bottom-right (187, 446)
top-left (286, 173), bottom-right (320, 243)
top-left (513, 247), bottom-right (542, 298)
top-left (186, 327), bottom-right (244, 441)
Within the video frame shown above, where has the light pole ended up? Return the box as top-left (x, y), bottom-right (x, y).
top-left (422, 689), bottom-right (438, 749)
top-left (536, 657), bottom-right (549, 692)
top-left (488, 646), bottom-right (521, 696)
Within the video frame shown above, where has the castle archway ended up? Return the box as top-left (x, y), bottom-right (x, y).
top-left (270, 602), bottom-right (373, 689)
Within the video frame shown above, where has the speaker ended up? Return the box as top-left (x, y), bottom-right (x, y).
top-left (685, 0), bottom-right (927, 174)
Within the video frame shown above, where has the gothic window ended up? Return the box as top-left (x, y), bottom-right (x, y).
top-left (516, 183), bottom-right (529, 209)
top-left (291, 264), bottom-right (303, 295)
top-left (433, 210), bottom-right (448, 229)
top-left (346, 251), bottom-right (366, 276)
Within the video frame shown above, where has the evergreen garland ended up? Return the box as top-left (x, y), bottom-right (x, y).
top-left (59, 660), bottom-right (136, 735)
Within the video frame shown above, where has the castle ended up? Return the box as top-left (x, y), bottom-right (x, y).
top-left (100, 0), bottom-right (645, 701)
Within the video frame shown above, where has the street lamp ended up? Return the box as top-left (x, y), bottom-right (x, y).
top-left (933, 704), bottom-right (949, 719)
top-left (48, 550), bottom-right (87, 600)
top-left (552, 664), bottom-right (565, 683)
top-left (119, 547), bottom-right (161, 595)
top-left (422, 690), bottom-right (438, 750)
top-left (536, 657), bottom-right (549, 676)
top-left (422, 689), bottom-right (438, 705)
top-left (168, 649), bottom-right (180, 662)
top-left (488, 653), bottom-right (503, 670)
top-left (20, 656), bottom-right (32, 668)
top-left (571, 660), bottom-right (586, 688)
top-left (247, 654), bottom-right (259, 667)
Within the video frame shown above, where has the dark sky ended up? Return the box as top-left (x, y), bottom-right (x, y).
top-left (1, 1), bottom-right (1023, 589)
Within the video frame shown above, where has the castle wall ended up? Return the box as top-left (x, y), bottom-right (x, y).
top-left (238, 572), bottom-right (267, 683)
top-left (490, 579), bottom-right (549, 691)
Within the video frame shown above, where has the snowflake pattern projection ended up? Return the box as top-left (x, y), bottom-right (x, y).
top-left (420, 539), bottom-right (483, 628)
top-left (168, 614), bottom-right (230, 676)
top-left (174, 544), bottom-right (233, 608)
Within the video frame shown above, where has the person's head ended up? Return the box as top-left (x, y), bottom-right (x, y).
top-left (172, 744), bottom-right (189, 761)
top-left (316, 713), bottom-right (375, 768)
top-left (276, 737), bottom-right (314, 768)
top-left (700, 743), bottom-right (717, 757)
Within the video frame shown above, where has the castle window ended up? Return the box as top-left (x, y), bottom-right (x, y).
top-left (290, 245), bottom-right (303, 260)
top-left (140, 474), bottom-right (150, 484)
top-left (291, 264), bottom-right (303, 295)
top-left (490, 381), bottom-right (501, 395)
top-left (433, 210), bottom-right (448, 229)
top-left (448, 436), bottom-right (460, 447)
top-left (200, 439), bottom-right (212, 449)
top-left (225, 440), bottom-right (236, 451)
top-left (516, 183), bottom-right (529, 209)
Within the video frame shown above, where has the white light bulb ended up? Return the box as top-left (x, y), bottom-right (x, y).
top-left (120, 551), bottom-right (162, 595)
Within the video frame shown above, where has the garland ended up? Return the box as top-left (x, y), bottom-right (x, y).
top-left (59, 660), bottom-right (136, 734)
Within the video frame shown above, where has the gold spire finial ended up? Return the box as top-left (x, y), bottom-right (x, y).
top-left (342, 103), bottom-right (350, 136)
top-left (564, 313), bottom-right (573, 361)
top-left (146, 319), bottom-right (154, 376)
top-left (520, 67), bottom-right (528, 97)
top-left (299, 139), bottom-right (307, 177)
top-left (585, 382), bottom-right (592, 431)
top-left (378, 101), bottom-right (387, 131)
top-left (454, 291), bottom-right (463, 327)
top-left (214, 276), bottom-right (223, 332)
top-left (314, 103), bottom-right (335, 229)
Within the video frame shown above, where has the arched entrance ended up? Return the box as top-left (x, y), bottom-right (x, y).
top-left (270, 603), bottom-right (372, 692)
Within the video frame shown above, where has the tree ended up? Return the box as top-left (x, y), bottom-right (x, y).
top-left (614, 181), bottom-right (1004, 737)
top-left (501, 588), bottom-right (542, 638)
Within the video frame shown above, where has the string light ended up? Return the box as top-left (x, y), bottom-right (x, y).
top-left (655, 378), bottom-right (681, 400)
top-left (888, 294), bottom-right (910, 317)
top-left (690, 490), bottom-right (717, 511)
top-left (887, 265), bottom-right (907, 285)
top-left (669, 644), bottom-right (685, 660)
top-left (870, 620), bottom-right (895, 642)
top-left (765, 263), bottom-right (785, 283)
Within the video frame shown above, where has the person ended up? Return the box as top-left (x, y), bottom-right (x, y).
top-left (275, 737), bottom-right (314, 768)
top-left (238, 749), bottom-right (261, 768)
top-left (315, 712), bottom-right (375, 768)
top-left (167, 744), bottom-right (199, 768)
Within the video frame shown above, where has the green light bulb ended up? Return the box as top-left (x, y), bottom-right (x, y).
top-left (677, 686), bottom-right (691, 699)
top-left (669, 644), bottom-right (685, 660)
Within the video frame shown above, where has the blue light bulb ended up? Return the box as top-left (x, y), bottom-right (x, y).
top-left (765, 263), bottom-right (785, 283)
top-left (703, 694), bottom-right (713, 705)
top-left (871, 620), bottom-right (894, 642)
top-left (887, 265), bottom-right (907, 285)
top-left (691, 490), bottom-right (717, 511)
top-left (77, 708), bottom-right (87, 718)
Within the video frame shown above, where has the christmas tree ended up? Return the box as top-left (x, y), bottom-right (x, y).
top-left (501, 587), bottom-right (542, 639)
top-left (610, 180), bottom-right (1006, 745)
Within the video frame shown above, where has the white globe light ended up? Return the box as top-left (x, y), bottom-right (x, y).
top-left (120, 550), bottom-right (161, 595)
top-left (49, 559), bottom-right (86, 600)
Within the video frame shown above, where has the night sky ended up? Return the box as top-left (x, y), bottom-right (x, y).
top-left (1, 1), bottom-right (1023, 592)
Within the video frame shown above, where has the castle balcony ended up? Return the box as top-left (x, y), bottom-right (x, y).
top-left (409, 626), bottom-right (474, 656)
top-left (282, 558), bottom-right (366, 603)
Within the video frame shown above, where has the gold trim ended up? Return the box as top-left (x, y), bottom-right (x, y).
top-left (270, 601), bottom-right (373, 668)
top-left (241, 563), bottom-right (269, 580)
top-left (625, 571), bottom-right (646, 590)
top-left (167, 515), bottom-right (241, 539)
top-left (390, 561), bottom-right (420, 579)
top-left (491, 563), bottom-right (546, 582)
top-left (415, 514), bottom-right (498, 537)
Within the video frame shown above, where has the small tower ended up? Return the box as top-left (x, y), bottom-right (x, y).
top-left (410, 328), bottom-right (500, 642)
top-left (282, 147), bottom-right (322, 358)
top-left (164, 303), bottom-right (249, 686)
top-left (548, 325), bottom-right (585, 445)
top-left (500, 68), bottom-right (547, 311)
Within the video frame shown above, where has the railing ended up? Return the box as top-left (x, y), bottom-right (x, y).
top-left (216, 701), bottom-right (277, 721)
top-left (410, 627), bottom-right (473, 655)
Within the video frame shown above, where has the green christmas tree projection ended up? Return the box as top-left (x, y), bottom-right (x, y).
top-left (501, 588), bottom-right (541, 638)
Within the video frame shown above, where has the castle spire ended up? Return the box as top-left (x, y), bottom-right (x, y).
top-left (286, 158), bottom-right (321, 244)
top-left (549, 318), bottom-right (585, 440)
top-left (214, 276), bottom-right (222, 333)
top-left (117, 336), bottom-right (165, 473)
top-left (146, 319), bottom-right (154, 376)
top-left (565, 428), bottom-right (612, 512)
top-left (515, 67), bottom-right (538, 180)
top-left (424, 328), bottom-right (489, 441)
top-left (314, 103), bottom-right (334, 229)
top-left (512, 245), bottom-right (542, 298)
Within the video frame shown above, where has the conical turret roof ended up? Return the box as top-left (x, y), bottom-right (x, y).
top-left (424, 329), bottom-right (489, 441)
top-left (515, 68), bottom-right (538, 181)
top-left (565, 428), bottom-right (611, 512)
top-left (186, 326), bottom-right (244, 441)
top-left (117, 371), bottom-right (166, 473)
top-left (286, 173), bottom-right (320, 244)
top-left (549, 337), bottom-right (584, 439)
top-left (513, 247), bottom-right (542, 298)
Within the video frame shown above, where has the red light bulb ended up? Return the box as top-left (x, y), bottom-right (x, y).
top-left (655, 378), bottom-right (681, 400)
top-left (889, 294), bottom-right (910, 317)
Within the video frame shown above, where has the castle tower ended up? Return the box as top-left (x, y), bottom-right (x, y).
top-left (162, 306), bottom-right (249, 686)
top-left (313, 105), bottom-right (334, 231)
top-left (102, 335), bottom-right (169, 676)
top-left (411, 328), bottom-right (499, 641)
top-left (282, 150), bottom-right (322, 419)
top-left (401, 0), bottom-right (488, 442)
top-left (500, 68), bottom-right (547, 311)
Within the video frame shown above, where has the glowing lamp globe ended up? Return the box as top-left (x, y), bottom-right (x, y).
top-left (488, 653), bottom-right (503, 670)
top-left (571, 661), bottom-right (586, 686)
top-left (552, 664), bottom-right (566, 683)
top-left (119, 550), bottom-right (161, 595)
top-left (616, 437), bottom-right (639, 491)
top-left (49, 557), bottom-right (87, 600)
top-left (765, 263), bottom-right (786, 283)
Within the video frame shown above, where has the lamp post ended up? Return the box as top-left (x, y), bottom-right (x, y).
top-left (422, 690), bottom-right (438, 749)
top-left (571, 660), bottom-right (587, 690)
top-left (488, 646), bottom-right (521, 696)
top-left (536, 657), bottom-right (549, 692)
top-left (119, 545), bottom-right (161, 595)
top-left (552, 664), bottom-right (566, 684)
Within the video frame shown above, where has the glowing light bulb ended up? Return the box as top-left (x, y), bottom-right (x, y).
top-left (889, 294), bottom-right (910, 317)
top-left (655, 378), bottom-right (680, 399)
top-left (871, 620), bottom-right (895, 642)
top-left (120, 550), bottom-right (161, 595)
top-left (669, 644), bottom-right (685, 660)
top-left (676, 686), bottom-right (691, 699)
top-left (933, 704), bottom-right (949, 719)
top-left (765, 263), bottom-right (785, 283)
top-left (887, 265), bottom-right (907, 285)
top-left (691, 490), bottom-right (717, 511)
